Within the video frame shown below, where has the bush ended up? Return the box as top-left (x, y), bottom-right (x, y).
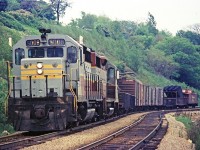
top-left (176, 115), bottom-right (192, 129)
top-left (0, 12), bottom-right (25, 31)
top-left (188, 120), bottom-right (200, 150)
top-left (176, 114), bottom-right (200, 149)
top-left (11, 14), bottom-right (41, 28)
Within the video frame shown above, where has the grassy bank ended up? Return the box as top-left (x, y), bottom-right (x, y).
top-left (176, 114), bottom-right (200, 150)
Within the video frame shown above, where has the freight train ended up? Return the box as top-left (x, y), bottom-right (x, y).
top-left (6, 29), bottom-right (198, 131)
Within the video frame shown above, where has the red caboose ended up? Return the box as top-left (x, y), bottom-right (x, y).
top-left (182, 89), bottom-right (198, 108)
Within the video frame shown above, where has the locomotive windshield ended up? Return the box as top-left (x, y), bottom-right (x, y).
top-left (28, 48), bottom-right (44, 58)
top-left (47, 48), bottom-right (63, 57)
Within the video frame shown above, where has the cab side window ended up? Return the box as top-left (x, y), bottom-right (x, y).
top-left (108, 68), bottom-right (115, 79)
top-left (15, 48), bottom-right (25, 65)
top-left (67, 46), bottom-right (77, 63)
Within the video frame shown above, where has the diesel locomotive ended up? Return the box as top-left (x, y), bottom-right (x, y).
top-left (7, 29), bottom-right (119, 131)
top-left (6, 29), bottom-right (198, 132)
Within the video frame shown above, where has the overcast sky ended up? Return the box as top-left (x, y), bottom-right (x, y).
top-left (55, 0), bottom-right (200, 34)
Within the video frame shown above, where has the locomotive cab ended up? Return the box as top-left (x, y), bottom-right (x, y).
top-left (8, 29), bottom-right (81, 131)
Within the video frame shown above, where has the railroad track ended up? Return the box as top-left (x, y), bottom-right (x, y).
top-left (140, 117), bottom-right (168, 150)
top-left (0, 132), bottom-right (27, 143)
top-left (0, 112), bottom-right (140, 150)
top-left (78, 111), bottom-right (164, 150)
top-left (78, 108), bottom-right (200, 150)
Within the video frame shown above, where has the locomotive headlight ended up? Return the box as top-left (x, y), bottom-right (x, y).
top-left (37, 69), bottom-right (43, 75)
top-left (37, 63), bottom-right (43, 69)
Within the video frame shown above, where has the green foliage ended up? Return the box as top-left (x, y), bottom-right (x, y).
top-left (0, 78), bottom-right (15, 135)
top-left (146, 12), bottom-right (158, 35)
top-left (155, 36), bottom-right (200, 88)
top-left (177, 30), bottom-right (200, 45)
top-left (176, 115), bottom-right (192, 129)
top-left (146, 48), bottom-right (180, 78)
top-left (155, 37), bottom-right (196, 55)
top-left (176, 114), bottom-right (200, 150)
top-left (49, 0), bottom-right (70, 23)
top-left (11, 13), bottom-right (41, 28)
top-left (115, 61), bottom-right (125, 73)
top-left (5, 0), bottom-right (20, 11)
top-left (0, 12), bottom-right (25, 31)
top-left (4, 0), bottom-right (56, 21)
top-left (0, 0), bottom-right (7, 11)
top-left (188, 120), bottom-right (200, 150)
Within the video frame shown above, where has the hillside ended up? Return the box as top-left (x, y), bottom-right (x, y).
top-left (0, 8), bottom-right (200, 134)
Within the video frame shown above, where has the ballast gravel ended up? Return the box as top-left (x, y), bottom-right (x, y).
top-left (23, 112), bottom-right (147, 150)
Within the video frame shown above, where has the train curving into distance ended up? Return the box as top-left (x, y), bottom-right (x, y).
top-left (6, 29), bottom-right (198, 131)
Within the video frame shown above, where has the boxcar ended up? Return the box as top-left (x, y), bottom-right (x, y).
top-left (118, 92), bottom-right (135, 113)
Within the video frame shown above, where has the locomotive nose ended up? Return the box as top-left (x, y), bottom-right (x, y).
top-left (34, 105), bottom-right (45, 119)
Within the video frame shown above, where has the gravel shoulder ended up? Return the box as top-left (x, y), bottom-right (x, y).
top-left (157, 113), bottom-right (195, 150)
top-left (23, 112), bottom-right (147, 150)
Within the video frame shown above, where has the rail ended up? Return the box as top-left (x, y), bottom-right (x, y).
top-left (77, 114), bottom-right (147, 150)
top-left (129, 113), bottom-right (163, 150)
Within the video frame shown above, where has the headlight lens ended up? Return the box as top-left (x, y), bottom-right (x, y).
top-left (37, 63), bottom-right (43, 69)
top-left (37, 69), bottom-right (43, 75)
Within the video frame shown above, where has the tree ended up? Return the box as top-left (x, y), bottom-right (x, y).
top-left (5, 0), bottom-right (20, 11)
top-left (19, 0), bottom-right (55, 20)
top-left (77, 12), bottom-right (97, 29)
top-left (188, 23), bottom-right (200, 34)
top-left (0, 0), bottom-right (8, 11)
top-left (20, 0), bottom-right (37, 12)
top-left (155, 36), bottom-right (200, 88)
top-left (177, 30), bottom-right (200, 45)
top-left (146, 48), bottom-right (180, 78)
top-left (49, 0), bottom-right (70, 24)
top-left (147, 12), bottom-right (158, 35)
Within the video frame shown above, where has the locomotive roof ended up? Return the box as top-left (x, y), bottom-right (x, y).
top-left (163, 86), bottom-right (182, 91)
top-left (164, 86), bottom-right (184, 97)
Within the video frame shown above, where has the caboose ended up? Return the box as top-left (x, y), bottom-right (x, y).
top-left (7, 29), bottom-right (119, 131)
top-left (182, 89), bottom-right (198, 108)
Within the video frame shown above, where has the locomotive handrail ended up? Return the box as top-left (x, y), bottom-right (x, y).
top-left (70, 68), bottom-right (78, 114)
top-left (63, 72), bottom-right (78, 117)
